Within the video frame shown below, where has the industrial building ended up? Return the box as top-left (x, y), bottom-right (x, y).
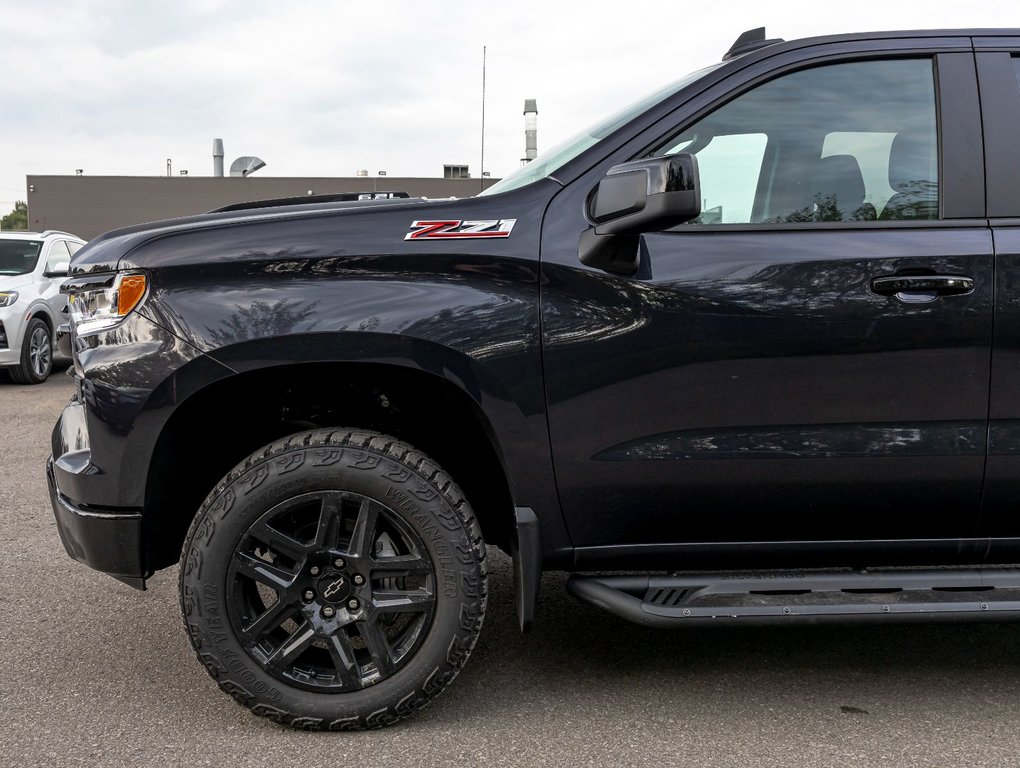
top-left (25, 174), bottom-right (499, 240)
top-left (22, 102), bottom-right (541, 241)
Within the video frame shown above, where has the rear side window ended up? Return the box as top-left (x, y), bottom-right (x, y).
top-left (657, 59), bottom-right (939, 224)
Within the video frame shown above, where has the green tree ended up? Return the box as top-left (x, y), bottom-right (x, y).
top-left (1, 201), bottom-right (27, 230)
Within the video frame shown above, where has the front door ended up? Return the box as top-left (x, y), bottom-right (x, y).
top-left (541, 54), bottom-right (993, 553)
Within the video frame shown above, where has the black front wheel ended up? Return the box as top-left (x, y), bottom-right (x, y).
top-left (180, 429), bottom-right (488, 730)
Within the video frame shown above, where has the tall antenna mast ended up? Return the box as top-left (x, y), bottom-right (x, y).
top-left (480, 45), bottom-right (486, 194)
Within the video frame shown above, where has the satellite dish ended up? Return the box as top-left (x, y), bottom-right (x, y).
top-left (229, 156), bottom-right (266, 177)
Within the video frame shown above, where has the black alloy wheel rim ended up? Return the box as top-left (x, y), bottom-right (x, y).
top-left (226, 490), bottom-right (437, 692)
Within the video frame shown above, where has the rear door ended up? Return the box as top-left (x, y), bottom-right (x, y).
top-left (975, 39), bottom-right (1020, 535)
top-left (541, 44), bottom-right (993, 558)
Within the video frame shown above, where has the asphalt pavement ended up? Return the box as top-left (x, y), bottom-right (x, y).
top-left (3, 369), bottom-right (1020, 767)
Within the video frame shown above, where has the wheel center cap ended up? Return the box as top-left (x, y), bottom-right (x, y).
top-left (318, 573), bottom-right (351, 604)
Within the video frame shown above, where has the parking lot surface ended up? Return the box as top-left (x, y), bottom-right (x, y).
top-left (3, 370), bottom-right (1020, 767)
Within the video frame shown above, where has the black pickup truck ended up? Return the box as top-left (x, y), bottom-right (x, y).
top-left (49, 28), bottom-right (1020, 729)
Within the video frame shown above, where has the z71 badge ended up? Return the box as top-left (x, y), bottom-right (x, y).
top-left (405, 219), bottom-right (517, 240)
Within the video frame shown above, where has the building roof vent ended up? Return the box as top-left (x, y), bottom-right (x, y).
top-left (213, 139), bottom-right (224, 176)
top-left (229, 156), bottom-right (266, 177)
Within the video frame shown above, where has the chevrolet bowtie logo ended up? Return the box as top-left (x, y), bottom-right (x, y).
top-left (324, 577), bottom-right (345, 599)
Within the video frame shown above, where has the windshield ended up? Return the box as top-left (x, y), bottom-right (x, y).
top-left (480, 63), bottom-right (724, 196)
top-left (0, 240), bottom-right (42, 276)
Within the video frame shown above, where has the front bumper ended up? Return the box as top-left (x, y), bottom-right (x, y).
top-left (47, 457), bottom-right (146, 589)
top-left (46, 306), bottom-right (232, 589)
top-left (0, 305), bottom-right (27, 366)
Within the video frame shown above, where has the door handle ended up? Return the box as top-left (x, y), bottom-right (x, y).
top-left (870, 274), bottom-right (974, 301)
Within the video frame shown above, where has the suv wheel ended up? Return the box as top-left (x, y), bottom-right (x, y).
top-left (9, 318), bottom-right (52, 384)
top-left (180, 429), bottom-right (488, 730)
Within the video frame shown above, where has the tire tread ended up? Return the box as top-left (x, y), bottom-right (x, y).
top-left (8, 317), bottom-right (51, 385)
top-left (179, 428), bottom-right (488, 730)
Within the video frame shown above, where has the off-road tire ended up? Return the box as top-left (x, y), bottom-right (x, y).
top-left (180, 428), bottom-right (488, 730)
top-left (9, 317), bottom-right (52, 384)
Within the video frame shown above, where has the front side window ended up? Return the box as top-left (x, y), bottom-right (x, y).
top-left (0, 240), bottom-right (43, 275)
top-left (45, 240), bottom-right (71, 273)
top-left (656, 59), bottom-right (938, 224)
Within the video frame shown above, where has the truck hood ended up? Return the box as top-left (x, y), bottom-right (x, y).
top-left (66, 178), bottom-right (559, 277)
top-left (68, 196), bottom-right (432, 276)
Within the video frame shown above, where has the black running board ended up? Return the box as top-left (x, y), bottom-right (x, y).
top-left (566, 569), bottom-right (1020, 627)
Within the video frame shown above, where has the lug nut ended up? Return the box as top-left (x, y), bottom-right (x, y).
top-left (352, 574), bottom-right (365, 586)
top-left (321, 606), bottom-right (335, 618)
top-left (309, 566), bottom-right (321, 576)
top-left (302, 589), bottom-right (315, 602)
top-left (334, 557), bottom-right (346, 569)
top-left (347, 598), bottom-right (360, 611)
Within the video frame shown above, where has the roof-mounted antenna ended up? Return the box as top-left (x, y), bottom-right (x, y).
top-left (722, 27), bottom-right (784, 61)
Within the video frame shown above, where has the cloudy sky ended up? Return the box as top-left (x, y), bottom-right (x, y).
top-left (2, 0), bottom-right (1018, 216)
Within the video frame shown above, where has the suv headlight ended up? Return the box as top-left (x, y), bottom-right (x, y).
top-left (66, 272), bottom-right (148, 335)
top-left (0, 291), bottom-right (18, 308)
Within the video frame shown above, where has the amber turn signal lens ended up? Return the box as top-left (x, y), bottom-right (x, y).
top-left (117, 274), bottom-right (147, 316)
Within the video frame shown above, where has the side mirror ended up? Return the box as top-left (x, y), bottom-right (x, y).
top-left (591, 154), bottom-right (701, 233)
top-left (580, 154), bottom-right (700, 274)
top-left (45, 262), bottom-right (70, 278)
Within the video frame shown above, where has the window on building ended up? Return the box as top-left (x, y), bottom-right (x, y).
top-left (443, 165), bottom-right (470, 179)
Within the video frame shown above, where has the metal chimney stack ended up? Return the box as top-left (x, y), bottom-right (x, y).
top-left (213, 138), bottom-right (224, 177)
top-left (523, 100), bottom-right (538, 163)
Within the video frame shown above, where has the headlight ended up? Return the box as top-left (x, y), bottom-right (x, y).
top-left (0, 291), bottom-right (18, 307)
top-left (67, 273), bottom-right (148, 335)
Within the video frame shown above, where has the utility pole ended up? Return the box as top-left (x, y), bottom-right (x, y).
top-left (480, 45), bottom-right (486, 194)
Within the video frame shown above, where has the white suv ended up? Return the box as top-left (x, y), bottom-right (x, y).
top-left (0, 230), bottom-right (85, 384)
